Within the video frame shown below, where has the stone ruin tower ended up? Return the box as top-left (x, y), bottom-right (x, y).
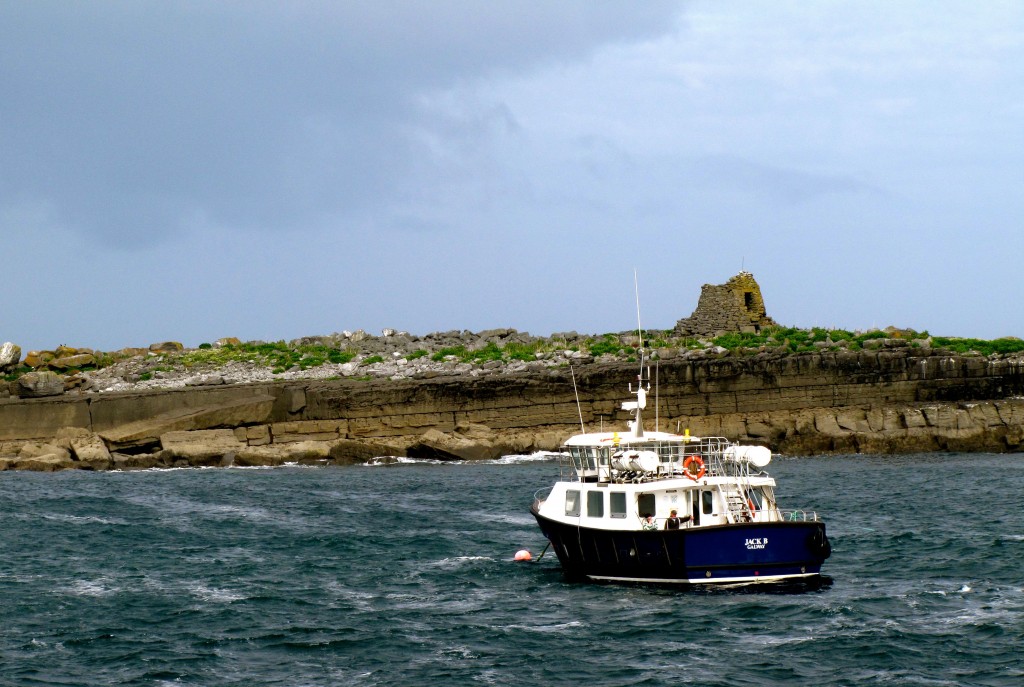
top-left (673, 271), bottom-right (778, 337)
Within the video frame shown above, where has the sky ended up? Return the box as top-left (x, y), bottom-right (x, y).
top-left (2, 1), bottom-right (1023, 354)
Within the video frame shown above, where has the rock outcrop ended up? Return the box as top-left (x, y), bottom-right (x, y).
top-left (0, 342), bottom-right (20, 372)
top-left (14, 371), bottom-right (66, 398)
top-left (1, 344), bottom-right (1024, 470)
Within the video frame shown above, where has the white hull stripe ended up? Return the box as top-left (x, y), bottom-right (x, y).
top-left (586, 572), bottom-right (819, 585)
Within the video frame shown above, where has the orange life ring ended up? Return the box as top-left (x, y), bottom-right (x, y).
top-left (683, 455), bottom-right (706, 481)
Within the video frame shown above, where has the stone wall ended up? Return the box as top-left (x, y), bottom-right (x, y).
top-left (674, 271), bottom-right (778, 337)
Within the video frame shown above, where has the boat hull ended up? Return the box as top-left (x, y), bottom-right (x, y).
top-left (532, 506), bottom-right (831, 585)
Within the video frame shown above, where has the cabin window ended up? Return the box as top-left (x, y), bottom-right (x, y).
top-left (746, 488), bottom-right (764, 511)
top-left (637, 493), bottom-right (655, 519)
top-left (598, 447), bottom-right (611, 466)
top-left (701, 490), bottom-right (715, 515)
top-left (582, 448), bottom-right (598, 470)
top-left (565, 490), bottom-right (581, 517)
top-left (610, 492), bottom-right (626, 518)
top-left (587, 491), bottom-right (604, 517)
top-left (568, 447), bottom-right (582, 472)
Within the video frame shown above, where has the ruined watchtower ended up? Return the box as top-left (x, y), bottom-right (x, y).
top-left (673, 271), bottom-right (777, 337)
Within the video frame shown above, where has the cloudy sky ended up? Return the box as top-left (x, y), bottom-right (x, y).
top-left (2, 1), bottom-right (1022, 353)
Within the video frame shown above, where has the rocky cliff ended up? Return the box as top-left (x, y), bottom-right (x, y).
top-left (2, 343), bottom-right (1023, 471)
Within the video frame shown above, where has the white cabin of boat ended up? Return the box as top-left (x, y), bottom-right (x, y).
top-left (534, 366), bottom-right (820, 531)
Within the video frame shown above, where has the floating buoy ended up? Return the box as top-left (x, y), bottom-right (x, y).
top-left (514, 549), bottom-right (532, 562)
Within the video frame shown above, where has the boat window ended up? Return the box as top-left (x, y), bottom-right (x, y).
top-left (658, 442), bottom-right (681, 463)
top-left (610, 492), bottom-right (626, 518)
top-left (598, 447), bottom-right (610, 466)
top-left (568, 447), bottom-right (583, 471)
top-left (565, 490), bottom-right (580, 517)
top-left (637, 493), bottom-right (655, 518)
top-left (746, 488), bottom-right (764, 511)
top-left (587, 491), bottom-right (604, 518)
top-left (701, 490), bottom-right (715, 515)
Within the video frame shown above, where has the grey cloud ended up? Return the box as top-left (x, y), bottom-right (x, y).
top-left (0, 2), bottom-right (681, 247)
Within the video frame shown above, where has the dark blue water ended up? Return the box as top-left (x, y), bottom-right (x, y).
top-left (2, 453), bottom-right (1022, 686)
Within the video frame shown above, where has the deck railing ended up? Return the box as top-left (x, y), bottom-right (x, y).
top-left (556, 438), bottom-right (761, 483)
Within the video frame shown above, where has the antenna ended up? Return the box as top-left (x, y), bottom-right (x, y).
top-left (570, 365), bottom-right (585, 434)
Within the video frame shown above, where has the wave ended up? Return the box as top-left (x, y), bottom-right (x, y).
top-left (39, 513), bottom-right (131, 526)
top-left (490, 452), bottom-right (562, 464)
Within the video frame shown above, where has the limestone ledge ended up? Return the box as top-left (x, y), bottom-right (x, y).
top-left (1, 399), bottom-right (1022, 472)
top-left (2, 349), bottom-right (1024, 471)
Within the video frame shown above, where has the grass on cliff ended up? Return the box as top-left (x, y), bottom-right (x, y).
top-left (710, 326), bottom-right (935, 353)
top-left (929, 337), bottom-right (1024, 356)
top-left (430, 341), bottom-right (547, 364)
top-left (177, 342), bottom-right (357, 374)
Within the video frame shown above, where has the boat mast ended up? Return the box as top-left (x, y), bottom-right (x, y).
top-left (628, 270), bottom-right (650, 438)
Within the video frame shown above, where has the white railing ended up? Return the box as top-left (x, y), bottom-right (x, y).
top-left (779, 509), bottom-right (821, 522)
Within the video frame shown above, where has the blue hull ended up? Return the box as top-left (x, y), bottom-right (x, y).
top-left (532, 507), bottom-right (831, 585)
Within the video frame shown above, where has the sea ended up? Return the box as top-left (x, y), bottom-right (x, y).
top-left (1, 452), bottom-right (1021, 687)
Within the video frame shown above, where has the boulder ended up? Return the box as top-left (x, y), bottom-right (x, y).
top-left (111, 452), bottom-right (167, 470)
top-left (408, 428), bottom-right (501, 461)
top-left (149, 341), bottom-right (184, 353)
top-left (13, 453), bottom-right (75, 471)
top-left (49, 353), bottom-right (96, 370)
top-left (281, 440), bottom-right (332, 464)
top-left (19, 441), bottom-right (72, 462)
top-left (214, 337), bottom-right (241, 348)
top-left (0, 342), bottom-right (21, 371)
top-left (56, 427), bottom-right (112, 469)
top-left (160, 429), bottom-right (244, 464)
top-left (328, 438), bottom-right (401, 465)
top-left (235, 441), bottom-right (331, 466)
top-left (14, 371), bottom-right (65, 397)
top-left (185, 375), bottom-right (225, 386)
top-left (234, 445), bottom-right (288, 467)
top-left (23, 350), bottom-right (54, 368)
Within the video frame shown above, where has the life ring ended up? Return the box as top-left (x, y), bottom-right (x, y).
top-left (683, 455), bottom-right (705, 481)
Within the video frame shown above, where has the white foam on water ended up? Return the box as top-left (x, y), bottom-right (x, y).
top-left (40, 513), bottom-right (130, 526)
top-left (361, 456), bottom-right (449, 466)
top-left (489, 452), bottom-right (561, 464)
top-left (187, 583), bottom-right (246, 603)
top-left (501, 620), bottom-right (584, 633)
top-left (65, 578), bottom-right (119, 597)
top-left (426, 555), bottom-right (496, 571)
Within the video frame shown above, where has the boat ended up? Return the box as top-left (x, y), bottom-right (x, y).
top-left (530, 360), bottom-right (831, 586)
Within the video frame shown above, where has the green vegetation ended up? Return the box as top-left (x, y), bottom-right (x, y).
top-left (930, 337), bottom-right (1024, 356)
top-left (178, 341), bottom-right (357, 373)
top-left (431, 345), bottom-right (468, 362)
top-left (4, 327), bottom-right (1023, 385)
top-left (586, 334), bottom-right (633, 357)
top-left (3, 365), bottom-right (31, 382)
top-left (710, 326), bottom-right (933, 354)
top-left (429, 340), bottom-right (546, 364)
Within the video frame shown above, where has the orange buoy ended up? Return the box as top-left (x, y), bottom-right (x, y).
top-left (514, 549), bottom-right (533, 562)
